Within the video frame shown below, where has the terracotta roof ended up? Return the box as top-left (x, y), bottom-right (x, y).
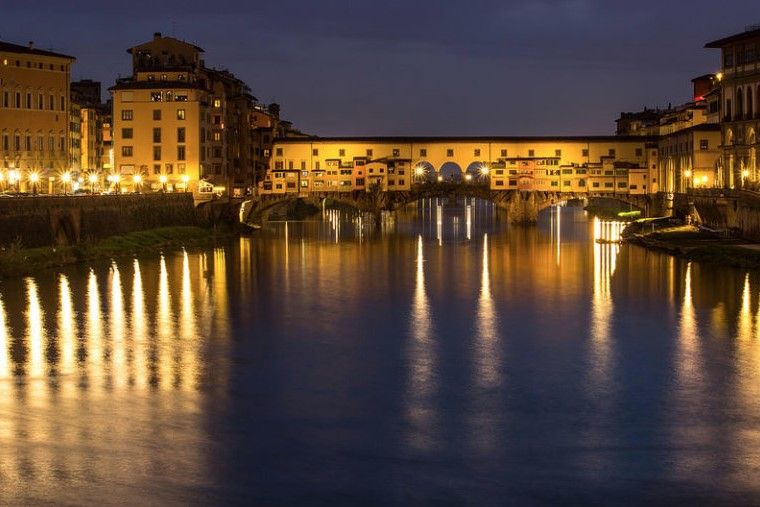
top-left (705, 27), bottom-right (760, 48)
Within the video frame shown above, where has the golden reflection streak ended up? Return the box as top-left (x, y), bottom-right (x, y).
top-left (475, 233), bottom-right (500, 388)
top-left (0, 292), bottom-right (10, 380)
top-left (110, 262), bottom-right (126, 389)
top-left (738, 273), bottom-right (753, 342)
top-left (179, 249), bottom-right (198, 392)
top-left (87, 268), bottom-right (103, 389)
top-left (131, 259), bottom-right (148, 389)
top-left (406, 235), bottom-right (437, 450)
top-left (589, 218), bottom-right (620, 387)
top-left (25, 277), bottom-right (45, 380)
top-left (555, 205), bottom-right (561, 266)
top-left (466, 203), bottom-right (472, 241)
top-left (157, 255), bottom-right (173, 390)
top-left (57, 274), bottom-right (76, 379)
top-left (436, 201), bottom-right (442, 246)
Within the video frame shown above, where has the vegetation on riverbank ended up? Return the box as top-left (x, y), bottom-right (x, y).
top-left (626, 224), bottom-right (760, 270)
top-left (0, 226), bottom-right (228, 278)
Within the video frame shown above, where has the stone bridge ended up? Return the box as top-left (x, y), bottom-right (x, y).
top-left (242, 184), bottom-right (670, 226)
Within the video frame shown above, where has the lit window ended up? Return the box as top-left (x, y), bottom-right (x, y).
top-left (177, 109), bottom-right (186, 120)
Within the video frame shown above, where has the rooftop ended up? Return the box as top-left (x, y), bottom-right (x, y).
top-left (705, 26), bottom-right (760, 48)
top-left (0, 40), bottom-right (75, 60)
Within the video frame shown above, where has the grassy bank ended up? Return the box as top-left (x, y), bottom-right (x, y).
top-left (0, 226), bottom-right (228, 278)
top-left (627, 225), bottom-right (760, 270)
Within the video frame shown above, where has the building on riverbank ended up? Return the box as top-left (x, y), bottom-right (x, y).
top-left (706, 26), bottom-right (760, 189)
top-left (0, 40), bottom-right (75, 193)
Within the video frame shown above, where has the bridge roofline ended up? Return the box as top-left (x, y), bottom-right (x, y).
top-left (275, 135), bottom-right (659, 144)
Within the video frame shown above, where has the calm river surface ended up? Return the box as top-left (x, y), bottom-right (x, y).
top-left (1, 200), bottom-right (760, 505)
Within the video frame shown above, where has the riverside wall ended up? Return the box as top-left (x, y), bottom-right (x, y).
top-left (0, 193), bottom-right (198, 248)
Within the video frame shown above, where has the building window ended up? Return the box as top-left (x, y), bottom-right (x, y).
top-left (366, 148), bottom-right (373, 157)
top-left (700, 139), bottom-right (709, 150)
top-left (121, 109), bottom-right (133, 120)
top-left (152, 109), bottom-right (161, 120)
top-left (177, 109), bottom-right (186, 120)
top-left (177, 127), bottom-right (185, 143)
top-left (166, 163), bottom-right (173, 174)
top-left (500, 149), bottom-right (507, 157)
top-left (26, 93), bottom-right (31, 109)
top-left (178, 145), bottom-right (186, 161)
top-left (213, 98), bottom-right (221, 108)
top-left (213, 131), bottom-right (221, 142)
top-left (25, 135), bottom-right (31, 151)
top-left (3, 92), bottom-right (8, 107)
top-left (15, 92), bottom-right (21, 108)
top-left (474, 148), bottom-right (481, 157)
top-left (153, 164), bottom-right (161, 175)
top-left (608, 148), bottom-right (616, 157)
top-left (120, 128), bottom-right (132, 139)
top-left (312, 148), bottom-right (319, 156)
top-left (446, 149), bottom-right (454, 157)
top-left (392, 149), bottom-right (400, 157)
top-left (153, 146), bottom-right (161, 161)
top-left (37, 93), bottom-right (43, 109)
top-left (555, 149), bottom-right (561, 157)
top-left (153, 127), bottom-right (161, 143)
top-left (60, 96), bottom-right (65, 111)
top-left (528, 149), bottom-right (535, 157)
top-left (276, 147), bottom-right (283, 156)
top-left (178, 163), bottom-right (186, 174)
top-left (420, 148), bottom-right (427, 157)
top-left (339, 149), bottom-right (346, 157)
top-left (122, 146), bottom-right (133, 157)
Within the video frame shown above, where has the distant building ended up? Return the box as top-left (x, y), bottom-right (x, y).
top-left (706, 26), bottom-right (760, 188)
top-left (0, 40), bottom-right (75, 193)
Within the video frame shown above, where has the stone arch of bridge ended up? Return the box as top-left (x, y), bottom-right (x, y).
top-left (411, 160), bottom-right (437, 183)
top-left (439, 162), bottom-right (464, 182)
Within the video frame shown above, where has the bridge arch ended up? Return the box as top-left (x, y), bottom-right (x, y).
top-left (412, 161), bottom-right (436, 183)
top-left (439, 162), bottom-right (463, 182)
top-left (464, 161), bottom-right (489, 182)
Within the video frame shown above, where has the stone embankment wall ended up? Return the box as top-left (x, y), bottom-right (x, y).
top-left (0, 193), bottom-right (197, 248)
top-left (692, 190), bottom-right (760, 241)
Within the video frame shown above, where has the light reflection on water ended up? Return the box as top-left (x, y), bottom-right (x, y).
top-left (1, 200), bottom-right (760, 503)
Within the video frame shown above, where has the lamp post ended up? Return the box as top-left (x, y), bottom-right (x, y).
top-left (61, 172), bottom-right (71, 195)
top-left (8, 168), bottom-right (19, 194)
top-left (159, 174), bottom-right (168, 193)
top-left (742, 169), bottom-right (750, 188)
top-left (88, 172), bottom-right (98, 193)
top-left (684, 169), bottom-right (692, 191)
top-left (29, 172), bottom-right (40, 195)
top-left (181, 174), bottom-right (190, 192)
top-left (113, 174), bottom-right (121, 193)
top-left (133, 174), bottom-right (142, 193)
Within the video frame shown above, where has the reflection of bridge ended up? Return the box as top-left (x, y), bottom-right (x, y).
top-left (244, 183), bottom-right (671, 225)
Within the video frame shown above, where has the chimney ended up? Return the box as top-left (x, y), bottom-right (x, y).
top-left (153, 32), bottom-right (162, 39)
top-left (28, 41), bottom-right (34, 49)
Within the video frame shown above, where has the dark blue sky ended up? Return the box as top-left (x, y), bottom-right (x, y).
top-left (3, 0), bottom-right (757, 135)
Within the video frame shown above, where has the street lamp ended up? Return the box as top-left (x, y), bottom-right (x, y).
top-left (465, 173), bottom-right (473, 182)
top-left (0, 171), bottom-right (5, 193)
top-left (29, 171), bottom-right (40, 195)
top-left (61, 172), bottom-right (71, 194)
top-left (8, 168), bottom-right (19, 194)
top-left (742, 169), bottom-right (750, 187)
top-left (181, 174), bottom-right (190, 192)
top-left (684, 169), bottom-right (692, 190)
top-left (88, 172), bottom-right (98, 193)
top-left (133, 174), bottom-right (142, 193)
top-left (159, 174), bottom-right (168, 192)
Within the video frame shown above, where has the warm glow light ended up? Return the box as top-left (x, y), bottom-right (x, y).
top-left (61, 172), bottom-right (71, 183)
top-left (133, 174), bottom-right (142, 184)
top-left (8, 170), bottom-right (18, 183)
top-left (479, 165), bottom-right (489, 175)
top-left (684, 169), bottom-right (692, 178)
top-left (181, 174), bottom-right (190, 183)
top-left (113, 174), bottom-right (121, 183)
top-left (742, 169), bottom-right (750, 178)
top-left (465, 174), bottom-right (473, 181)
top-left (716, 72), bottom-right (723, 81)
top-left (159, 175), bottom-right (168, 184)
top-left (415, 165), bottom-right (425, 176)
top-left (88, 173), bottom-right (98, 184)
top-left (437, 175), bottom-right (443, 182)
top-left (29, 172), bottom-right (40, 183)
top-left (701, 175), bottom-right (708, 184)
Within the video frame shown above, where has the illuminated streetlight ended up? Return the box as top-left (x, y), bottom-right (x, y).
top-left (8, 169), bottom-right (20, 194)
top-left (133, 174), bottom-right (142, 193)
top-left (159, 174), bottom-right (168, 192)
top-left (742, 168), bottom-right (750, 187)
top-left (181, 174), bottom-right (190, 192)
top-left (465, 173), bottom-right (473, 182)
top-left (479, 164), bottom-right (490, 176)
top-left (61, 172), bottom-right (71, 194)
top-left (88, 172), bottom-right (98, 193)
top-left (716, 72), bottom-right (723, 81)
top-left (29, 171), bottom-right (40, 195)
top-left (437, 175), bottom-right (443, 183)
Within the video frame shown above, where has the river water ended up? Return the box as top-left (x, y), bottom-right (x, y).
top-left (1, 200), bottom-right (759, 505)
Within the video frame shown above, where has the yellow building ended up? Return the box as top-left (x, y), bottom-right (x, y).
top-left (706, 27), bottom-right (760, 188)
top-left (261, 137), bottom-right (658, 196)
top-left (110, 33), bottom-right (258, 196)
top-left (657, 124), bottom-right (722, 192)
top-left (0, 40), bottom-right (74, 193)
